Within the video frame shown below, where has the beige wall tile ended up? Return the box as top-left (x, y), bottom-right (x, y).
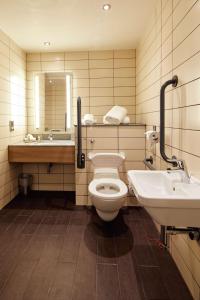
top-left (114, 58), bottom-right (135, 68)
top-left (114, 68), bottom-right (135, 78)
top-left (89, 68), bottom-right (113, 78)
top-left (87, 127), bottom-right (118, 138)
top-left (0, 29), bottom-right (26, 207)
top-left (114, 49), bottom-right (135, 59)
top-left (119, 138), bottom-right (145, 150)
top-left (65, 59), bottom-right (88, 70)
top-left (87, 137), bottom-right (118, 150)
top-left (89, 59), bottom-right (113, 69)
top-left (65, 51), bottom-right (88, 60)
top-left (171, 239), bottom-right (199, 300)
top-left (89, 50), bottom-right (113, 60)
top-left (136, 0), bottom-right (200, 295)
top-left (90, 78), bottom-right (113, 88)
top-left (41, 52), bottom-right (64, 61)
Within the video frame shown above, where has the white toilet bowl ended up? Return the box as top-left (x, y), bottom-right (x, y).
top-left (88, 152), bottom-right (128, 221)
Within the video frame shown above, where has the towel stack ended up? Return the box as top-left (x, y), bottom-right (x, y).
top-left (82, 114), bottom-right (96, 125)
top-left (103, 106), bottom-right (130, 125)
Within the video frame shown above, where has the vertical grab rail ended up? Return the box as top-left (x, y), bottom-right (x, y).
top-left (77, 97), bottom-right (85, 169)
top-left (160, 75), bottom-right (178, 167)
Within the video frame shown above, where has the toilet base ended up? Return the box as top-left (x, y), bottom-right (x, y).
top-left (96, 209), bottom-right (119, 221)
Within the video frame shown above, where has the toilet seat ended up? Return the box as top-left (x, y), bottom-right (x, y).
top-left (89, 178), bottom-right (128, 200)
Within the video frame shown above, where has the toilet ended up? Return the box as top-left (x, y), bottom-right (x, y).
top-left (88, 152), bottom-right (128, 221)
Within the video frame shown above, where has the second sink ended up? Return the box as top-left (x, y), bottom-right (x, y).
top-left (128, 170), bottom-right (200, 227)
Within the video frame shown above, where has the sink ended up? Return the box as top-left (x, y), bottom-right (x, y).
top-left (8, 140), bottom-right (75, 164)
top-left (128, 170), bottom-right (200, 227)
top-left (10, 140), bottom-right (75, 146)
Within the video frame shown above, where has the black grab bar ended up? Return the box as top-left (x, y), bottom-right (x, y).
top-left (77, 97), bottom-right (85, 169)
top-left (160, 75), bottom-right (178, 167)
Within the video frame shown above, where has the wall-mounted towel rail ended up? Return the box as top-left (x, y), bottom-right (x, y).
top-left (160, 75), bottom-right (178, 167)
top-left (77, 97), bottom-right (85, 169)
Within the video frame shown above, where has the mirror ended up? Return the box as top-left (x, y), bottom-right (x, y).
top-left (34, 72), bottom-right (73, 132)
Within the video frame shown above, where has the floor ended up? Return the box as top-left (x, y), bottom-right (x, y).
top-left (0, 192), bottom-right (193, 300)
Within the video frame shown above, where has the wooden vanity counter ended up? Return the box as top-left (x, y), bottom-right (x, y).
top-left (8, 140), bottom-right (75, 164)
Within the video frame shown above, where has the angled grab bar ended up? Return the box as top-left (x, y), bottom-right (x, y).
top-left (160, 75), bottom-right (178, 167)
top-left (77, 97), bottom-right (85, 169)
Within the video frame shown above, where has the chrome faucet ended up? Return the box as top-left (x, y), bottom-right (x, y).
top-left (176, 159), bottom-right (190, 183)
top-left (48, 132), bottom-right (53, 141)
top-left (170, 158), bottom-right (190, 183)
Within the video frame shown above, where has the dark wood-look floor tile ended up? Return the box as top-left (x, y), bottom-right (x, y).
top-left (48, 262), bottom-right (75, 300)
top-left (138, 207), bottom-right (151, 220)
top-left (0, 194), bottom-right (194, 300)
top-left (129, 220), bottom-right (158, 267)
top-left (69, 208), bottom-right (89, 225)
top-left (35, 215), bottom-right (57, 234)
top-left (97, 237), bottom-right (117, 264)
top-left (142, 220), bottom-right (193, 300)
top-left (97, 264), bottom-right (121, 300)
top-left (137, 266), bottom-right (170, 300)
top-left (23, 235), bottom-right (63, 300)
top-left (21, 211), bottom-right (46, 234)
top-left (150, 242), bottom-right (193, 300)
top-left (0, 211), bottom-right (18, 234)
top-left (50, 211), bottom-right (70, 235)
top-left (72, 229), bottom-right (97, 300)
top-left (115, 237), bottom-right (143, 300)
top-left (0, 260), bottom-right (37, 300)
top-left (58, 224), bottom-right (85, 263)
top-left (0, 234), bottom-right (32, 290)
top-left (125, 207), bottom-right (142, 221)
top-left (22, 234), bottom-right (47, 261)
top-left (1, 214), bottom-right (29, 238)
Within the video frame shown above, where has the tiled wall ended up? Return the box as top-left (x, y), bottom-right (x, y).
top-left (136, 0), bottom-right (200, 298)
top-left (25, 49), bottom-right (136, 192)
top-left (0, 29), bottom-right (26, 208)
top-left (26, 49), bottom-right (136, 133)
top-left (75, 125), bottom-right (145, 205)
top-left (22, 163), bottom-right (75, 192)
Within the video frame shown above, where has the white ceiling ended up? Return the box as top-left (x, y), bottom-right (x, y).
top-left (0, 0), bottom-right (155, 51)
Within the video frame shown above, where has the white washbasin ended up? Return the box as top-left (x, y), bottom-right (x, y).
top-left (11, 140), bottom-right (75, 146)
top-left (128, 170), bottom-right (200, 227)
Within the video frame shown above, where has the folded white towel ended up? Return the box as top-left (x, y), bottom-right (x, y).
top-left (103, 116), bottom-right (110, 124)
top-left (122, 116), bottom-right (130, 124)
top-left (82, 114), bottom-right (96, 125)
top-left (104, 106), bottom-right (127, 125)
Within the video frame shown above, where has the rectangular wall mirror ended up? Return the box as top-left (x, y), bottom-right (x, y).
top-left (34, 72), bottom-right (73, 132)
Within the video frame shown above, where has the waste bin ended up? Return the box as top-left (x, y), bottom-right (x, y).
top-left (18, 173), bottom-right (33, 196)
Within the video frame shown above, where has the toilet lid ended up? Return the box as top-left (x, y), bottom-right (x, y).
top-left (89, 178), bottom-right (128, 200)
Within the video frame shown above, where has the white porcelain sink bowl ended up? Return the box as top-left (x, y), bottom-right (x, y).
top-left (128, 170), bottom-right (200, 227)
top-left (12, 140), bottom-right (75, 146)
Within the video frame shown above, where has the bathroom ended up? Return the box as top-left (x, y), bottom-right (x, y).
top-left (0, 0), bottom-right (200, 299)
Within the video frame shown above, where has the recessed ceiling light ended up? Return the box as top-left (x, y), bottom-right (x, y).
top-left (44, 41), bottom-right (50, 46)
top-left (102, 4), bottom-right (111, 11)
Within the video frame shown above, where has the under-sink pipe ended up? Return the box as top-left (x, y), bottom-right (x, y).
top-left (47, 163), bottom-right (53, 173)
top-left (160, 226), bottom-right (200, 248)
top-left (160, 75), bottom-right (178, 167)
